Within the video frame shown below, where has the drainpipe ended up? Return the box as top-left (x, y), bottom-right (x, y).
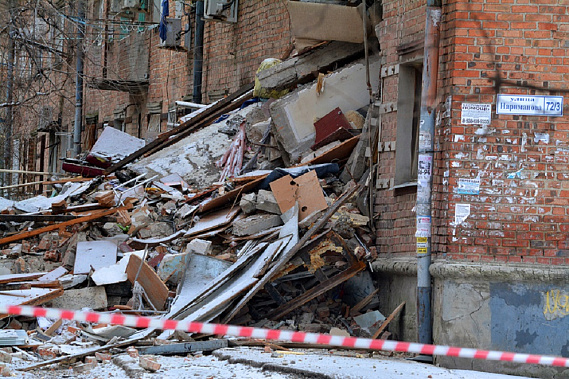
top-left (192, 1), bottom-right (204, 104)
top-left (4, 0), bottom-right (16, 189)
top-left (416, 0), bottom-right (442, 346)
top-left (73, 0), bottom-right (85, 156)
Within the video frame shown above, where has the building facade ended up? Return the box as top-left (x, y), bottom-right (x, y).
top-left (374, 0), bottom-right (569, 376)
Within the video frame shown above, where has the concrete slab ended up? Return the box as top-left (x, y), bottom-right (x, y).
top-left (232, 214), bottom-right (283, 237)
top-left (270, 58), bottom-right (380, 162)
top-left (50, 286), bottom-right (107, 310)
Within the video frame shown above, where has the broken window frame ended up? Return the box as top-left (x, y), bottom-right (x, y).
top-left (394, 60), bottom-right (423, 187)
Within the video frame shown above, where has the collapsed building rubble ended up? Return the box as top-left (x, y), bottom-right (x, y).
top-left (0, 45), bottom-right (399, 376)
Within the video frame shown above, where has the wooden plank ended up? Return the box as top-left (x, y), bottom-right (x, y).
top-left (198, 177), bottom-right (265, 213)
top-left (350, 288), bottom-right (379, 316)
top-left (44, 319), bottom-right (63, 336)
top-left (0, 272), bottom-right (45, 284)
top-left (266, 261), bottom-right (366, 320)
top-left (372, 302), bottom-right (406, 339)
top-left (18, 338), bottom-right (143, 372)
top-left (0, 215), bottom-right (81, 222)
top-left (0, 204), bottom-right (131, 246)
top-left (299, 135), bottom-right (360, 166)
top-left (222, 183), bottom-right (363, 324)
top-left (42, 177), bottom-right (94, 185)
top-left (104, 84), bottom-right (254, 174)
top-left (126, 254), bottom-right (169, 311)
top-left (185, 207), bottom-right (241, 237)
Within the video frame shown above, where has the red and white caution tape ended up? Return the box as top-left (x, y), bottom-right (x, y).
top-left (3, 304), bottom-right (568, 367)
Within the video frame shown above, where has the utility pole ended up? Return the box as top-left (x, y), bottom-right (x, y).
top-left (416, 0), bottom-right (442, 346)
top-left (3, 0), bottom-right (16, 190)
top-left (73, 0), bottom-right (85, 156)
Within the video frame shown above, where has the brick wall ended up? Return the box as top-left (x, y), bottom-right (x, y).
top-left (77, 0), bottom-right (292, 143)
top-left (202, 0), bottom-right (293, 102)
top-left (376, 0), bottom-right (569, 266)
top-left (441, 0), bottom-right (569, 265)
top-left (374, 0), bottom-right (429, 256)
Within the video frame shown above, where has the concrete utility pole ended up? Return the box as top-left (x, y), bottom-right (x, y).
top-left (416, 0), bottom-right (442, 346)
top-left (73, 0), bottom-right (85, 156)
top-left (4, 0), bottom-right (16, 187)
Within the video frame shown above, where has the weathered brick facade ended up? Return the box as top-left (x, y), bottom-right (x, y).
top-left (78, 0), bottom-right (292, 141)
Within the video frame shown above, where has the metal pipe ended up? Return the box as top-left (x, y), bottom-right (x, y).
top-left (4, 0), bottom-right (16, 188)
top-left (192, 1), bottom-right (204, 104)
top-left (175, 101), bottom-right (207, 109)
top-left (416, 1), bottom-right (442, 346)
top-left (73, 0), bottom-right (85, 156)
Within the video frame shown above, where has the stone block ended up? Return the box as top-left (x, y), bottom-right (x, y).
top-left (256, 190), bottom-right (281, 215)
top-left (186, 239), bottom-right (212, 255)
top-left (239, 193), bottom-right (257, 214)
top-left (232, 214), bottom-right (283, 236)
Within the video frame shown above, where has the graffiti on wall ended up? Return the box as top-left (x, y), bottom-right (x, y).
top-left (543, 289), bottom-right (569, 321)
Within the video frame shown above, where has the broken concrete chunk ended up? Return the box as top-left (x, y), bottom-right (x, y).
top-left (270, 58), bottom-right (380, 161)
top-left (353, 310), bottom-right (386, 337)
top-left (232, 214), bottom-right (283, 237)
top-left (87, 126), bottom-right (145, 165)
top-left (329, 327), bottom-right (350, 337)
top-left (137, 222), bottom-right (174, 240)
top-left (186, 239), bottom-right (212, 255)
top-left (50, 286), bottom-right (107, 310)
top-left (256, 190), bottom-right (281, 215)
top-left (139, 355), bottom-right (161, 372)
top-left (239, 192), bottom-right (257, 214)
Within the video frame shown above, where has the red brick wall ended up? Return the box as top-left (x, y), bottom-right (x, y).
top-left (202, 0), bottom-right (293, 102)
top-left (440, 0), bottom-right (569, 265)
top-left (374, 0), bottom-right (428, 255)
top-left (375, 0), bottom-right (569, 265)
top-left (78, 0), bottom-right (292, 141)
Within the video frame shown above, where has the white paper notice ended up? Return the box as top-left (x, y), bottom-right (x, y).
top-left (455, 204), bottom-right (471, 225)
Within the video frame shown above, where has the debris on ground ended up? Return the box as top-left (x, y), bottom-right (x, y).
top-left (0, 46), bottom-right (392, 376)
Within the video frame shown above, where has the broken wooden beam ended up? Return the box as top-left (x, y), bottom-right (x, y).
top-left (372, 302), bottom-right (406, 339)
top-left (222, 183), bottom-right (363, 323)
top-left (350, 288), bottom-right (379, 316)
top-left (126, 254), bottom-right (169, 311)
top-left (266, 260), bottom-right (366, 320)
top-left (0, 214), bottom-right (84, 222)
top-left (0, 204), bottom-right (131, 246)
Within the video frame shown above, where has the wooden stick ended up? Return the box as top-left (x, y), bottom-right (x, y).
top-left (350, 288), bottom-right (379, 316)
top-left (372, 302), bottom-right (405, 339)
top-left (0, 204), bottom-right (131, 246)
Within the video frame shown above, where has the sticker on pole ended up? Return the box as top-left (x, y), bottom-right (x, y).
top-left (496, 95), bottom-right (563, 117)
top-left (461, 103), bottom-right (491, 125)
top-left (415, 216), bottom-right (431, 238)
